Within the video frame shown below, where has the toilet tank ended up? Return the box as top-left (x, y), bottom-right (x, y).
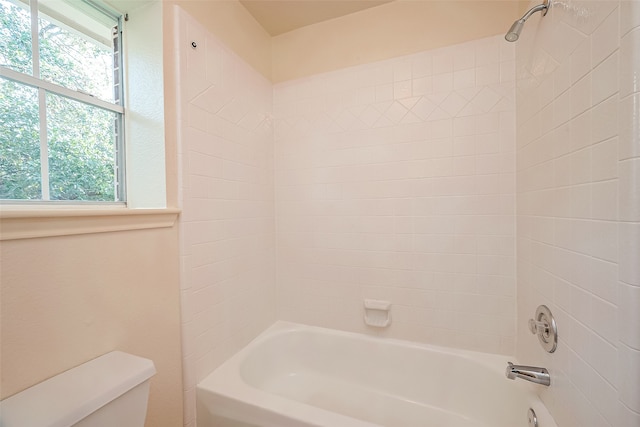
top-left (0, 351), bottom-right (156, 427)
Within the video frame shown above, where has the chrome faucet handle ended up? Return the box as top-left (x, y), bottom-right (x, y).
top-left (528, 318), bottom-right (550, 336)
top-left (529, 305), bottom-right (558, 353)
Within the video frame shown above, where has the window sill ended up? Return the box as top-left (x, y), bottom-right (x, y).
top-left (0, 207), bottom-right (181, 240)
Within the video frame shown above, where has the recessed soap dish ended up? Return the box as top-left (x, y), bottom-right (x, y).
top-left (364, 299), bottom-right (391, 327)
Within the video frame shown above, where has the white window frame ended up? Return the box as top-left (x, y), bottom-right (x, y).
top-left (0, 0), bottom-right (127, 203)
top-left (0, 0), bottom-right (175, 240)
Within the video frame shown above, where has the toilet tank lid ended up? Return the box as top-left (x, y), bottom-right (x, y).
top-left (0, 351), bottom-right (156, 427)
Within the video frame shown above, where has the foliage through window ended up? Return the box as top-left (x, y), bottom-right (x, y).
top-left (0, 0), bottom-right (124, 202)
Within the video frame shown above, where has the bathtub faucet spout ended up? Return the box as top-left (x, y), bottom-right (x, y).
top-left (505, 362), bottom-right (550, 386)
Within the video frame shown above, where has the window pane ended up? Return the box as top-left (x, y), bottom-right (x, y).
top-left (47, 92), bottom-right (117, 201)
top-left (0, 0), bottom-right (33, 75)
top-left (38, 4), bottom-right (116, 102)
top-left (0, 77), bottom-right (41, 200)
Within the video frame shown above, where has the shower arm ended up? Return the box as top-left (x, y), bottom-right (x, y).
top-left (519, 1), bottom-right (549, 22)
top-left (505, 0), bottom-right (550, 42)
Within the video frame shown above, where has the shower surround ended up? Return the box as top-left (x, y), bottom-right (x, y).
top-left (515, 1), bottom-right (640, 426)
top-left (274, 36), bottom-right (518, 354)
top-left (174, 1), bottom-right (640, 426)
top-left (174, 9), bottom-right (276, 427)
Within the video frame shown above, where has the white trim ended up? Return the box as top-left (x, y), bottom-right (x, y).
top-left (0, 67), bottom-right (125, 114)
top-left (37, 87), bottom-right (49, 200)
top-left (30, 0), bottom-right (39, 77)
top-left (38, 0), bottom-right (113, 47)
top-left (0, 208), bottom-right (181, 240)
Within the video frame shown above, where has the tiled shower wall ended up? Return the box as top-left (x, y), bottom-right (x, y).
top-left (515, 1), bottom-right (640, 426)
top-left (274, 36), bottom-right (518, 354)
top-left (175, 9), bottom-right (276, 427)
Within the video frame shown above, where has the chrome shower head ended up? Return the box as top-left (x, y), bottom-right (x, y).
top-left (504, 0), bottom-right (550, 42)
top-left (505, 19), bottom-right (525, 42)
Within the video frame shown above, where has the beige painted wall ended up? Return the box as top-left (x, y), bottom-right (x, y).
top-left (0, 225), bottom-right (184, 427)
top-left (272, 0), bottom-right (526, 82)
top-left (164, 0), bottom-right (525, 84)
top-left (0, 4), bottom-right (529, 427)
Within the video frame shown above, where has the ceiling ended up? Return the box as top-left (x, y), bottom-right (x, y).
top-left (239, 0), bottom-right (395, 36)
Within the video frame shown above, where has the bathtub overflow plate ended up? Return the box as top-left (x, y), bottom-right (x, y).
top-left (528, 408), bottom-right (538, 427)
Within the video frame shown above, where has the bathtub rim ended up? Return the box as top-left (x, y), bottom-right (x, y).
top-left (197, 321), bottom-right (557, 427)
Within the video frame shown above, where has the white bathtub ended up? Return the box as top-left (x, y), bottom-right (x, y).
top-left (197, 322), bottom-right (557, 427)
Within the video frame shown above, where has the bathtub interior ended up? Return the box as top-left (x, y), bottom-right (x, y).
top-left (198, 322), bottom-right (557, 427)
top-left (239, 330), bottom-right (526, 426)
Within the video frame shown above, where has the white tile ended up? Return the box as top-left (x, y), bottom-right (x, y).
top-left (538, 74), bottom-right (555, 108)
top-left (592, 180), bottom-right (618, 221)
top-left (619, 158), bottom-right (640, 221)
top-left (432, 72), bottom-right (454, 93)
top-left (257, 36), bottom-right (518, 357)
top-left (591, 220), bottom-right (618, 262)
top-left (619, 400), bottom-right (640, 427)
top-left (590, 295), bottom-right (617, 344)
top-left (589, 330), bottom-right (618, 385)
top-left (185, 26), bottom-right (208, 101)
top-left (413, 76), bottom-right (432, 96)
top-left (591, 96), bottom-right (619, 144)
top-left (589, 258), bottom-right (617, 304)
top-left (394, 60), bottom-right (412, 82)
top-left (591, 137), bottom-right (618, 182)
top-left (571, 38), bottom-right (592, 85)
top-left (569, 111), bottom-right (592, 152)
top-left (474, 38), bottom-right (499, 66)
top-left (589, 370), bottom-right (618, 426)
top-left (440, 92), bottom-right (468, 116)
top-left (571, 184), bottom-right (592, 219)
top-left (618, 93), bottom-right (640, 160)
top-left (412, 55), bottom-right (433, 78)
top-left (411, 97), bottom-right (438, 120)
top-left (500, 60), bottom-right (515, 83)
top-left (553, 90), bottom-right (572, 128)
top-left (554, 58), bottom-right (572, 96)
top-left (619, 282), bottom-right (640, 350)
top-left (592, 52), bottom-right (619, 105)
top-left (454, 69), bottom-right (475, 90)
top-left (619, 344), bottom-right (640, 412)
top-left (180, 13), bottom-right (275, 415)
top-left (453, 46), bottom-right (475, 71)
top-left (472, 87), bottom-right (501, 112)
top-left (555, 155), bottom-right (572, 187)
top-left (499, 39), bottom-right (515, 62)
top-left (433, 52), bottom-right (453, 74)
top-left (568, 1), bottom-right (617, 35)
top-left (571, 74), bottom-right (592, 118)
top-left (619, 222), bottom-right (640, 285)
top-left (620, 28), bottom-right (640, 97)
top-left (571, 285), bottom-right (593, 326)
top-left (384, 101), bottom-right (409, 124)
top-left (549, 21), bottom-right (587, 65)
top-left (373, 63), bottom-right (394, 85)
top-left (571, 147), bottom-right (592, 184)
top-left (376, 84), bottom-right (394, 102)
top-left (621, 0), bottom-right (640, 36)
top-left (394, 80), bottom-right (412, 100)
top-left (591, 8), bottom-right (620, 67)
top-left (568, 344), bottom-right (592, 395)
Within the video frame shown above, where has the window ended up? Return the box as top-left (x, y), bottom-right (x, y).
top-left (0, 0), bottom-right (125, 202)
